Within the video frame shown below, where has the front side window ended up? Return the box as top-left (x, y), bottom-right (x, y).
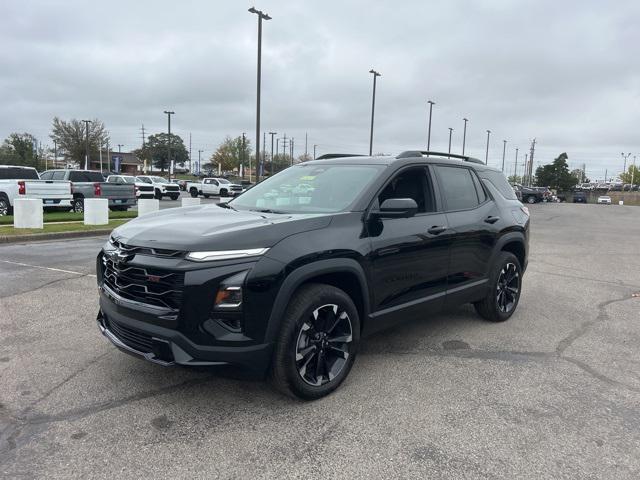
top-left (377, 167), bottom-right (434, 213)
top-left (51, 171), bottom-right (66, 180)
top-left (436, 166), bottom-right (481, 211)
top-left (230, 164), bottom-right (384, 214)
top-left (40, 171), bottom-right (53, 180)
top-left (150, 176), bottom-right (168, 183)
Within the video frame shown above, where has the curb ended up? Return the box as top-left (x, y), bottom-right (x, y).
top-left (0, 229), bottom-right (112, 244)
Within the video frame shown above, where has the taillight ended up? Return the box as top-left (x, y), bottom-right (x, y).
top-left (18, 181), bottom-right (25, 195)
top-left (94, 183), bottom-right (102, 196)
top-left (520, 206), bottom-right (530, 216)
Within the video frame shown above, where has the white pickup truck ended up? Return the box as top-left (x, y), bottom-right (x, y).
top-left (0, 165), bottom-right (72, 216)
top-left (186, 177), bottom-right (243, 198)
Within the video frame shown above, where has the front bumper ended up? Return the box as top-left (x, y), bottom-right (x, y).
top-left (97, 289), bottom-right (272, 373)
top-left (108, 198), bottom-right (137, 207)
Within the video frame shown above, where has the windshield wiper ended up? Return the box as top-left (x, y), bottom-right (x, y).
top-left (217, 202), bottom-right (237, 211)
top-left (250, 208), bottom-right (285, 214)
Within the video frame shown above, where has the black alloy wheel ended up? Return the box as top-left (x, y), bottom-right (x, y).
top-left (474, 251), bottom-right (522, 322)
top-left (270, 283), bottom-right (360, 400)
top-left (154, 189), bottom-right (162, 200)
top-left (295, 304), bottom-right (353, 387)
top-left (189, 188), bottom-right (198, 198)
top-left (496, 262), bottom-right (520, 314)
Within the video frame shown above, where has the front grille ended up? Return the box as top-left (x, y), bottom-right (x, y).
top-left (101, 254), bottom-right (184, 310)
top-left (166, 185), bottom-right (179, 191)
top-left (107, 317), bottom-right (154, 353)
top-left (231, 186), bottom-right (242, 191)
top-left (138, 185), bottom-right (153, 192)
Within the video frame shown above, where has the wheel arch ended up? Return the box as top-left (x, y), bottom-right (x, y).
top-left (265, 258), bottom-right (370, 343)
top-left (495, 232), bottom-right (527, 272)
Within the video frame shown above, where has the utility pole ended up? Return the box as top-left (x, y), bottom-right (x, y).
top-left (448, 128), bottom-right (453, 155)
top-left (314, 144), bottom-right (318, 160)
top-left (604, 168), bottom-right (608, 183)
top-left (500, 140), bottom-right (507, 173)
top-left (632, 156), bottom-right (636, 187)
top-left (53, 139), bottom-right (58, 168)
top-left (368, 69), bottom-right (381, 156)
top-left (523, 154), bottom-right (528, 186)
top-left (282, 133), bottom-right (287, 159)
top-left (241, 132), bottom-right (246, 180)
top-left (462, 117), bottom-right (468, 155)
top-left (427, 100), bottom-right (435, 153)
top-left (262, 131), bottom-right (266, 178)
top-left (514, 148), bottom-right (519, 182)
top-left (163, 110), bottom-right (174, 175)
top-left (82, 119), bottom-right (91, 170)
top-left (198, 149), bottom-right (203, 175)
top-left (622, 152), bottom-right (631, 175)
top-left (248, 7), bottom-right (271, 185)
top-left (305, 132), bottom-right (308, 158)
top-left (290, 138), bottom-right (295, 166)
top-left (529, 138), bottom-right (537, 187)
top-left (189, 133), bottom-right (192, 174)
top-left (269, 131), bottom-right (277, 175)
top-left (106, 139), bottom-right (110, 173)
top-left (485, 130), bottom-right (491, 165)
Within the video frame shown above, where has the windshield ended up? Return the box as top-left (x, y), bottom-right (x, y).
top-left (150, 176), bottom-right (168, 183)
top-left (230, 164), bottom-right (384, 213)
top-left (218, 178), bottom-right (230, 184)
top-left (121, 177), bottom-right (136, 184)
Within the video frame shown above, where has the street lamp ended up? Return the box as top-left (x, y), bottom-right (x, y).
top-left (622, 152), bottom-right (631, 174)
top-left (82, 119), bottom-right (91, 169)
top-left (448, 128), bottom-right (453, 155)
top-left (485, 130), bottom-right (491, 165)
top-left (427, 100), bottom-right (435, 153)
top-left (462, 117), bottom-right (468, 155)
top-left (501, 140), bottom-right (507, 172)
top-left (368, 69), bottom-right (381, 156)
top-left (269, 131), bottom-right (277, 175)
top-left (163, 110), bottom-right (174, 175)
top-left (248, 7), bottom-right (272, 182)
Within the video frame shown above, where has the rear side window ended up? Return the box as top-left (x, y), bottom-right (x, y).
top-left (69, 171), bottom-right (104, 182)
top-left (480, 170), bottom-right (518, 200)
top-left (0, 167), bottom-right (39, 180)
top-left (52, 171), bottom-right (66, 180)
top-left (435, 166), bottom-right (481, 211)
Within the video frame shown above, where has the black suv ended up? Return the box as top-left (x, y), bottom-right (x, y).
top-left (97, 151), bottom-right (529, 399)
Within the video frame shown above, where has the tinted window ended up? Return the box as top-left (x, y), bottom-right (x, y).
top-left (107, 177), bottom-right (118, 183)
top-left (378, 167), bottom-right (434, 213)
top-left (69, 171), bottom-right (104, 182)
top-left (0, 167), bottom-right (40, 180)
top-left (52, 171), bottom-right (66, 180)
top-left (436, 166), bottom-right (480, 211)
top-left (40, 171), bottom-right (53, 180)
top-left (480, 170), bottom-right (518, 200)
top-left (471, 172), bottom-right (487, 203)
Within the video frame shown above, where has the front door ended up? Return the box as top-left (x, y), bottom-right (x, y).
top-left (368, 166), bottom-right (451, 332)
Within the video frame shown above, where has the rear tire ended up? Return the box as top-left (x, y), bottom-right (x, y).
top-left (154, 189), bottom-right (162, 200)
top-left (189, 188), bottom-right (198, 198)
top-left (270, 283), bottom-right (360, 400)
top-left (0, 196), bottom-right (11, 216)
top-left (526, 196), bottom-right (536, 204)
top-left (474, 251), bottom-right (522, 322)
top-left (220, 189), bottom-right (228, 197)
top-left (72, 197), bottom-right (84, 213)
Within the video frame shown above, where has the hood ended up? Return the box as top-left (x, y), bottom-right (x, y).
top-left (112, 204), bottom-right (333, 251)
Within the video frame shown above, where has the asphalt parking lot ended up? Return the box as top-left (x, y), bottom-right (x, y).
top-left (1, 204), bottom-right (639, 479)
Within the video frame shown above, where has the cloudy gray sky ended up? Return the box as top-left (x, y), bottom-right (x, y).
top-left (2, 0), bottom-right (639, 180)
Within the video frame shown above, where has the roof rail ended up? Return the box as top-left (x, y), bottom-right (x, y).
top-left (396, 151), bottom-right (485, 165)
top-left (314, 153), bottom-right (366, 160)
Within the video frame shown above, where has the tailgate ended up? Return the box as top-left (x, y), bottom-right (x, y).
top-left (100, 183), bottom-right (135, 198)
top-left (25, 180), bottom-right (71, 198)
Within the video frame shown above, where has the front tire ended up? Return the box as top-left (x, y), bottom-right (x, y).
top-left (72, 198), bottom-right (84, 213)
top-left (170, 194), bottom-right (179, 201)
top-left (219, 188), bottom-right (228, 197)
top-left (526, 196), bottom-right (536, 204)
top-left (270, 283), bottom-right (360, 400)
top-left (154, 189), bottom-right (162, 200)
top-left (474, 252), bottom-right (522, 322)
top-left (189, 188), bottom-right (198, 198)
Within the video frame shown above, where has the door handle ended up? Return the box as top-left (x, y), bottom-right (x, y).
top-left (427, 225), bottom-right (447, 235)
top-left (484, 216), bottom-right (500, 224)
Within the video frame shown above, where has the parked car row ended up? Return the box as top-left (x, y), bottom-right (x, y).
top-left (576, 182), bottom-right (639, 192)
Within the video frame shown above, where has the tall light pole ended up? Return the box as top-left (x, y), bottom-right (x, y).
top-left (269, 132), bottom-right (277, 175)
top-left (514, 147), bottom-right (519, 182)
top-left (368, 69), bottom-right (381, 156)
top-left (622, 152), bottom-right (631, 175)
top-left (241, 132), bottom-right (246, 179)
top-left (501, 140), bottom-right (507, 172)
top-left (448, 128), bottom-right (453, 155)
top-left (248, 7), bottom-right (271, 182)
top-left (314, 144), bottom-right (318, 160)
top-left (163, 110), bottom-right (174, 175)
top-left (198, 149), bottom-right (203, 175)
top-left (462, 117), bottom-right (468, 155)
top-left (427, 100), bottom-right (435, 153)
top-left (485, 129), bottom-right (491, 165)
top-left (82, 119), bottom-right (91, 169)
top-left (632, 155), bottom-right (636, 187)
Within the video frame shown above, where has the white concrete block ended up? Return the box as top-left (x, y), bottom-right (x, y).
top-left (13, 198), bottom-right (43, 229)
top-left (138, 199), bottom-right (160, 216)
top-left (181, 197), bottom-right (201, 207)
top-left (84, 198), bottom-right (109, 225)
top-left (619, 201), bottom-right (624, 206)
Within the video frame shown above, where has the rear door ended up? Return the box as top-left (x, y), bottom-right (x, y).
top-left (433, 165), bottom-right (500, 305)
top-left (368, 166), bottom-right (451, 332)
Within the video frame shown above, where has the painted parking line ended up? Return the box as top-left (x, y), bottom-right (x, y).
top-left (0, 259), bottom-right (96, 278)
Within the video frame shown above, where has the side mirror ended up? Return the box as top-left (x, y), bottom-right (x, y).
top-left (375, 198), bottom-right (418, 219)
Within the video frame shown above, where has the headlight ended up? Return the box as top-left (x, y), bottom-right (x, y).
top-left (214, 286), bottom-right (242, 309)
top-left (186, 248), bottom-right (269, 262)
